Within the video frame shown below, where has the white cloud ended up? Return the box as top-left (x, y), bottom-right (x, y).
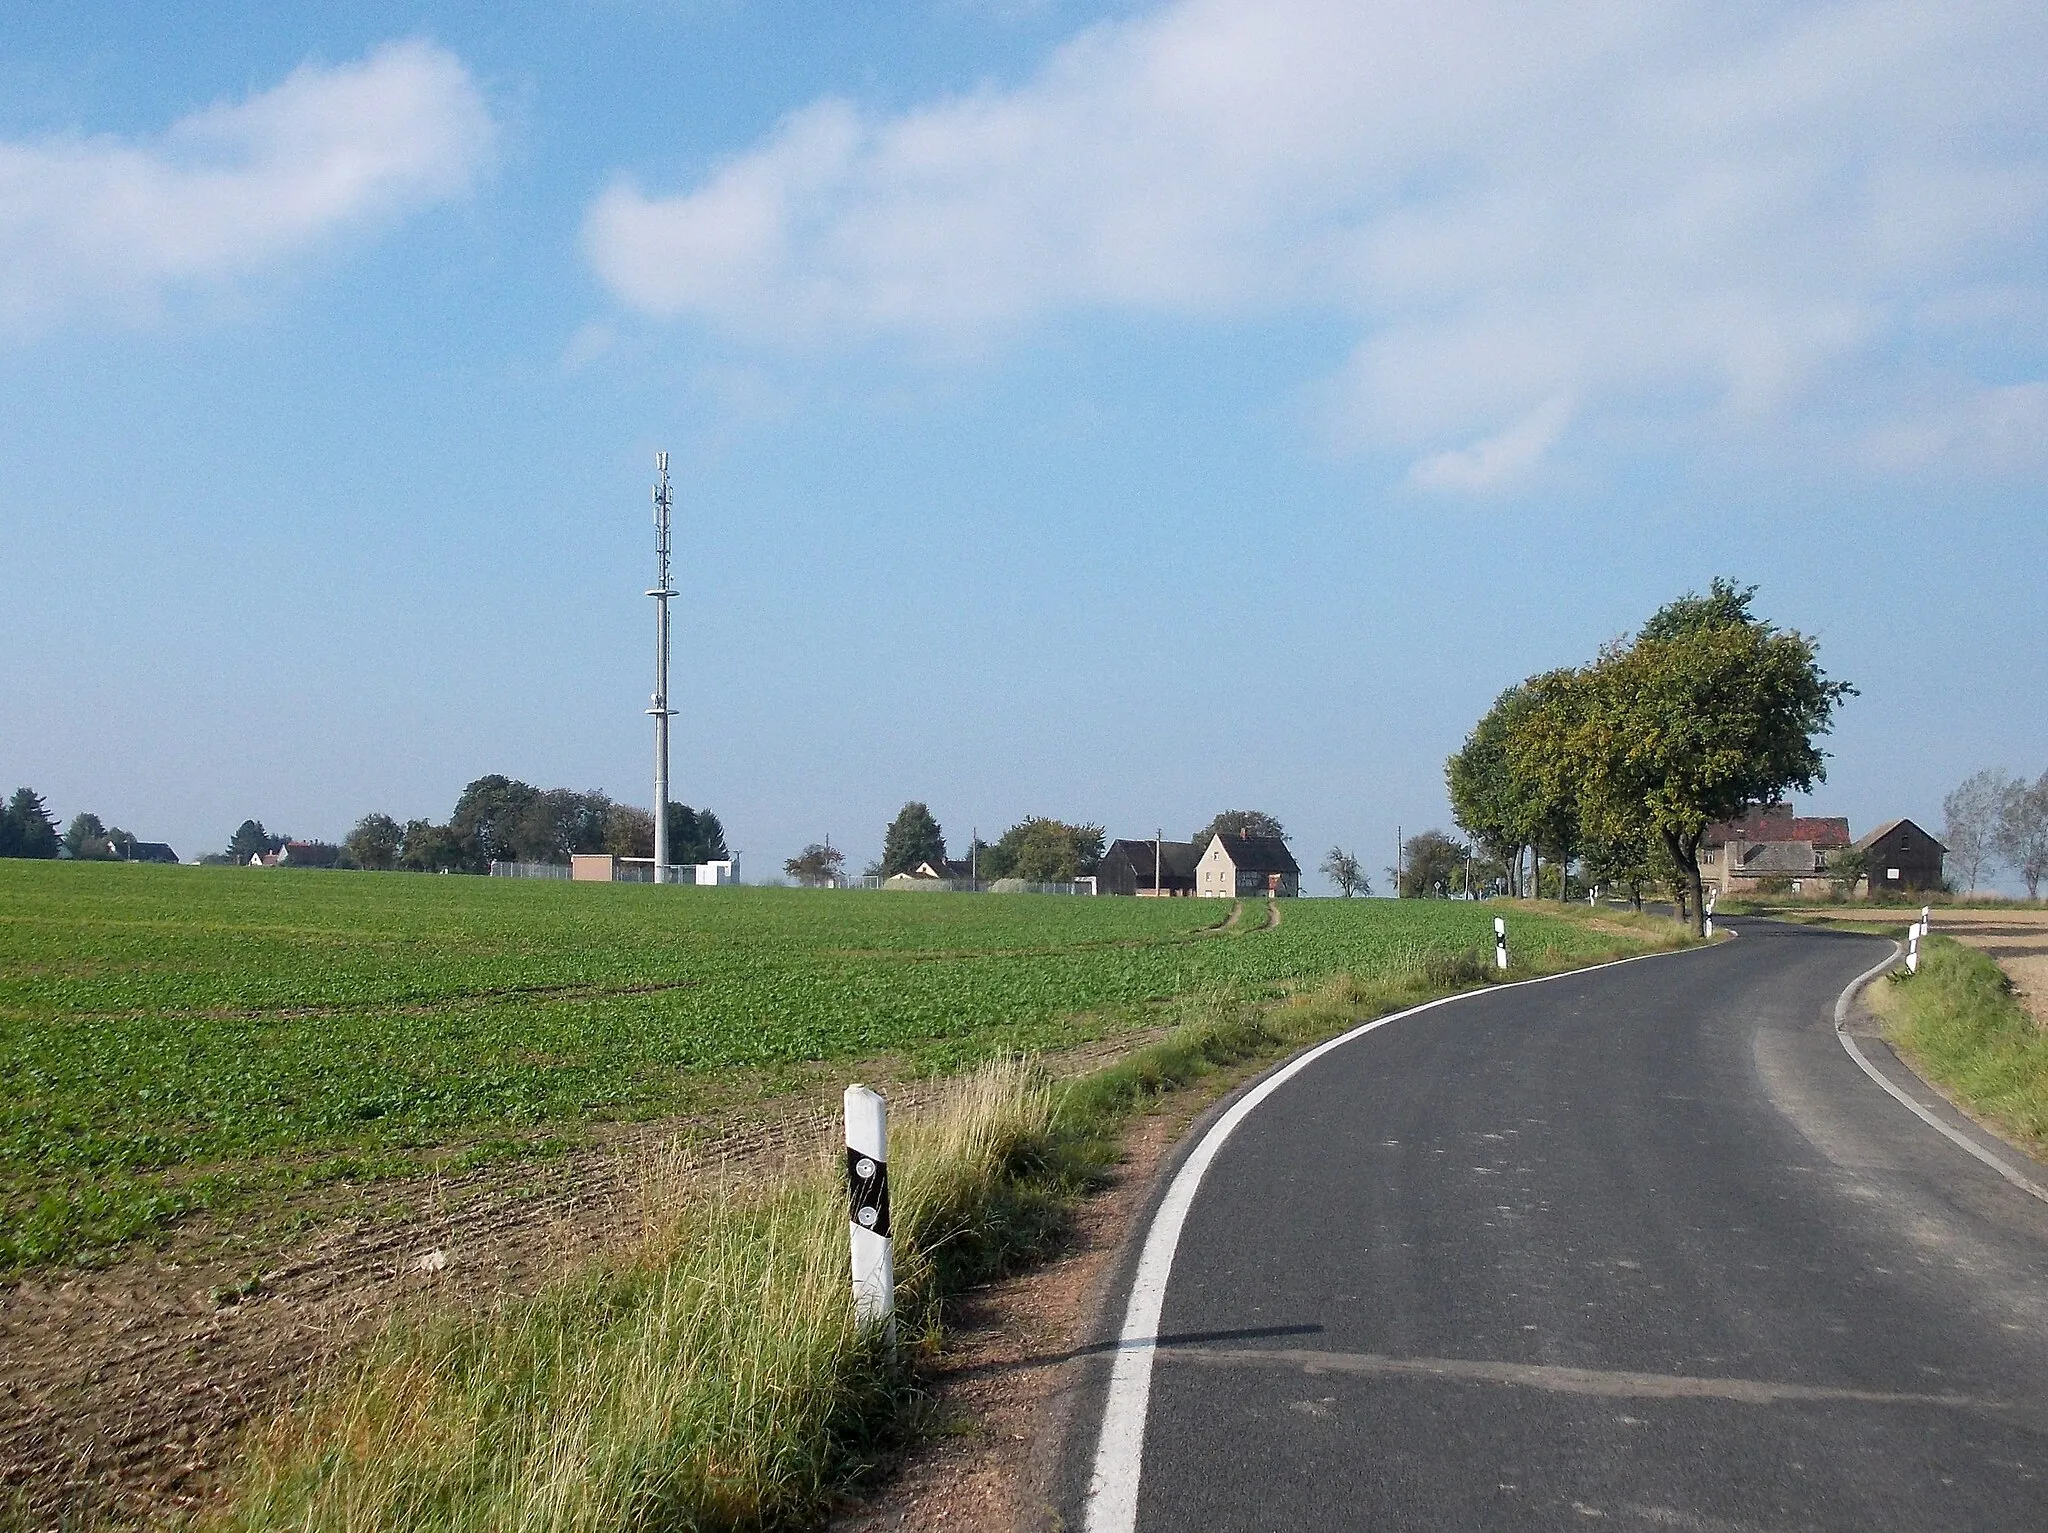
top-left (0, 40), bottom-right (493, 330)
top-left (584, 0), bottom-right (2048, 490)
top-left (1408, 396), bottom-right (1573, 493)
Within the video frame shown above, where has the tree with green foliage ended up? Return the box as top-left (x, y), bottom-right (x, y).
top-left (1397, 829), bottom-right (1468, 898)
top-left (398, 819), bottom-right (470, 873)
top-left (227, 818), bottom-right (282, 864)
top-left (1320, 846), bottom-right (1370, 897)
top-left (605, 803), bottom-right (655, 860)
top-left (1446, 687), bottom-right (1550, 897)
top-left (1, 789), bottom-right (61, 859)
top-left (784, 842), bottom-right (847, 887)
top-left (449, 775), bottom-right (537, 868)
top-left (1579, 823), bottom-right (1654, 910)
top-left (1192, 810), bottom-right (1286, 858)
top-left (63, 812), bottom-right (110, 859)
top-left (880, 801), bottom-right (947, 877)
top-left (981, 817), bottom-right (1105, 883)
top-left (345, 812), bottom-right (405, 872)
top-left (1554, 580), bottom-right (1853, 935)
top-left (667, 803), bottom-right (729, 866)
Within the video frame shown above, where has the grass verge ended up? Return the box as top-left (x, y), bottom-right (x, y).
top-left (1869, 936), bottom-right (2048, 1157)
top-left (205, 915), bottom-right (1689, 1532)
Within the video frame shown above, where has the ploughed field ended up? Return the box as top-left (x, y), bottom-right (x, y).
top-left (0, 863), bottom-right (1617, 1269)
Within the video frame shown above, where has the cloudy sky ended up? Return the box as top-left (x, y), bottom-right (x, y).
top-left (4, 1), bottom-right (2044, 886)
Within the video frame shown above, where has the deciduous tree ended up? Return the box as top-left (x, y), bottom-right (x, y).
top-left (1558, 581), bottom-right (1853, 935)
top-left (1995, 771), bottom-right (2048, 901)
top-left (1320, 846), bottom-right (1370, 897)
top-left (982, 817), bottom-right (1105, 883)
top-left (1943, 768), bottom-right (2010, 894)
top-left (785, 842), bottom-right (846, 887)
top-left (345, 812), bottom-right (404, 872)
top-left (63, 812), bottom-right (110, 859)
top-left (399, 819), bottom-right (470, 873)
top-left (1192, 810), bottom-right (1286, 857)
top-left (1397, 830), bottom-right (1468, 898)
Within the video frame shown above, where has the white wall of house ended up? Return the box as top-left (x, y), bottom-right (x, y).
top-left (1196, 837), bottom-right (1235, 897)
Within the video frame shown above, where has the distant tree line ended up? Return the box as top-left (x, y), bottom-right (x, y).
top-left (788, 804), bottom-right (1298, 888)
top-left (1445, 580), bottom-right (1854, 934)
top-left (1944, 768), bottom-right (2048, 900)
top-left (0, 790), bottom-right (167, 861)
top-left (344, 775), bottom-right (726, 875)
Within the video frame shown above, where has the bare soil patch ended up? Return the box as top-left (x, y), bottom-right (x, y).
top-left (829, 1072), bottom-right (1249, 1533)
top-left (1778, 905), bottom-right (2048, 1027)
top-left (0, 1036), bottom-right (1166, 1530)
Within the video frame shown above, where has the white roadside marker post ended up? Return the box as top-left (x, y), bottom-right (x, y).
top-left (1920, 905), bottom-right (1932, 940)
top-left (845, 1085), bottom-right (895, 1346)
top-left (1704, 888), bottom-right (1717, 939)
top-left (1494, 916), bottom-right (1509, 972)
top-left (1907, 928), bottom-right (1921, 975)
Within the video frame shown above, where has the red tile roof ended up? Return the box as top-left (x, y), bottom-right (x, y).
top-left (1702, 805), bottom-right (1851, 850)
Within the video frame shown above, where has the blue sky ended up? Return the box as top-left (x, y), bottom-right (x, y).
top-left (4, 1), bottom-right (2044, 889)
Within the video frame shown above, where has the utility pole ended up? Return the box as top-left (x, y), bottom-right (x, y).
top-left (1155, 828), bottom-right (1163, 897)
top-left (1395, 825), bottom-right (1401, 899)
top-left (649, 453), bottom-right (677, 884)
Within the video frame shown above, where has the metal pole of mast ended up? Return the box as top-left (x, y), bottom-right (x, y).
top-left (649, 453), bottom-right (677, 884)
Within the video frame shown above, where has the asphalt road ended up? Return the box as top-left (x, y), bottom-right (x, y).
top-left (1061, 920), bottom-right (2048, 1531)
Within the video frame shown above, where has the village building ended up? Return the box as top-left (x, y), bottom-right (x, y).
top-left (1855, 818), bottom-right (1946, 894)
top-left (1100, 838), bottom-right (1199, 896)
top-left (1195, 833), bottom-right (1300, 898)
top-left (1699, 804), bottom-right (1851, 897)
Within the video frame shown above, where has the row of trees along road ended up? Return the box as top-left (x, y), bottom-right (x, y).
top-left (787, 805), bottom-right (1294, 888)
top-left (342, 775), bottom-right (725, 874)
top-left (1944, 767), bottom-right (2048, 898)
top-left (1447, 580), bottom-right (1854, 936)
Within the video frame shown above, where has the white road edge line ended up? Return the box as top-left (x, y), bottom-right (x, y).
top-left (1081, 934), bottom-right (1717, 1533)
top-left (1832, 943), bottom-right (2048, 1206)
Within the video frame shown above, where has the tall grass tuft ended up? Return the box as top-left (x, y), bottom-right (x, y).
top-left (1879, 937), bottom-right (2048, 1154)
top-left (211, 1063), bottom-right (1059, 1533)
top-left (210, 922), bottom-right (1685, 1533)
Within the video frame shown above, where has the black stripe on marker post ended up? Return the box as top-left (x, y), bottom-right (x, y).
top-left (847, 1146), bottom-right (891, 1238)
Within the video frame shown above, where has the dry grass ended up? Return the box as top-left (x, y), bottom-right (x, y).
top-left (1872, 937), bottom-right (2048, 1158)
top-left (200, 913), bottom-right (1690, 1533)
top-left (208, 1064), bottom-right (1058, 1533)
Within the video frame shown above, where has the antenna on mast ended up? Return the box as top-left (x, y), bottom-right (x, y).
top-left (649, 452), bottom-right (677, 884)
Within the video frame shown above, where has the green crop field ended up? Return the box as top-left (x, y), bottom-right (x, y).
top-left (0, 861), bottom-right (1629, 1269)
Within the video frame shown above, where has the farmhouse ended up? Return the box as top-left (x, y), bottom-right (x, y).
top-left (1195, 833), bottom-right (1300, 898)
top-left (1100, 838), bottom-right (1199, 896)
top-left (1699, 804), bottom-right (1851, 897)
top-left (1856, 818), bottom-right (1946, 894)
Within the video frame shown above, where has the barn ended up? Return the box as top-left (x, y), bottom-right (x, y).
top-left (1100, 839), bottom-right (1198, 896)
top-left (1856, 819), bottom-right (1946, 895)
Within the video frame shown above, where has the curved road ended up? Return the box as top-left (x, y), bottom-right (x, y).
top-left (1059, 920), bottom-right (2048, 1530)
